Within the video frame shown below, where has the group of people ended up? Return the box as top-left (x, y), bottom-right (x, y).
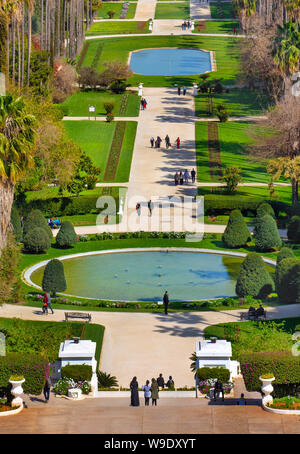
top-left (177, 86), bottom-right (187, 96)
top-left (248, 304), bottom-right (265, 319)
top-left (48, 217), bottom-right (62, 229)
top-left (150, 135), bottom-right (181, 149)
top-left (130, 374), bottom-right (175, 407)
top-left (136, 200), bottom-right (153, 216)
top-left (212, 379), bottom-right (247, 405)
top-left (140, 98), bottom-right (147, 110)
top-left (181, 21), bottom-right (191, 31)
top-left (42, 292), bottom-right (54, 315)
top-left (174, 168), bottom-right (196, 185)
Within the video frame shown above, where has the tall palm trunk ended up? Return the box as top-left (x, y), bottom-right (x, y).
top-left (26, 6), bottom-right (32, 88)
top-left (89, 0), bottom-right (92, 26)
top-left (292, 178), bottom-right (299, 207)
top-left (69, 0), bottom-right (75, 60)
top-left (0, 180), bottom-right (15, 252)
top-left (86, 0), bottom-right (89, 30)
top-left (17, 22), bottom-right (21, 88)
top-left (21, 3), bottom-right (25, 86)
top-left (61, 0), bottom-right (65, 56)
top-left (56, 0), bottom-right (60, 57)
top-left (12, 18), bottom-right (16, 82)
top-left (41, 0), bottom-right (44, 50)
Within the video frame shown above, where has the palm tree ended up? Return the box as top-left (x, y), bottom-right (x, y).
top-left (284, 0), bottom-right (300, 20)
top-left (26, 0), bottom-right (35, 88)
top-left (272, 21), bottom-right (300, 74)
top-left (0, 94), bottom-right (36, 251)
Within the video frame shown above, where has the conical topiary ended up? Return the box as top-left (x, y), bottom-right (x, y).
top-left (256, 202), bottom-right (275, 219)
top-left (23, 227), bottom-right (51, 253)
top-left (55, 221), bottom-right (77, 248)
top-left (276, 247), bottom-right (295, 265)
top-left (42, 259), bottom-right (67, 296)
top-left (222, 209), bottom-right (251, 248)
top-left (287, 216), bottom-right (300, 243)
top-left (275, 257), bottom-right (300, 304)
top-left (23, 209), bottom-right (52, 240)
top-left (236, 252), bottom-right (275, 299)
top-left (253, 214), bottom-right (282, 251)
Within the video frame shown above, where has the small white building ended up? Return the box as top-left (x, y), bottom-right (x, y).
top-left (195, 338), bottom-right (240, 380)
top-left (58, 338), bottom-right (98, 396)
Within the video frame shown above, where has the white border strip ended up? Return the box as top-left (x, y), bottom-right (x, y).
top-left (23, 248), bottom-right (276, 301)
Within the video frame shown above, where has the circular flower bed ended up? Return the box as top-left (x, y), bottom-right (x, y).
top-left (0, 397), bottom-right (23, 416)
top-left (263, 396), bottom-right (300, 415)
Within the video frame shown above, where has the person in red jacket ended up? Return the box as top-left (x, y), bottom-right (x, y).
top-left (176, 137), bottom-right (180, 149)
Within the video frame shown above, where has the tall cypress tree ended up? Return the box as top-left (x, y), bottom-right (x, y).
top-left (222, 209), bottom-right (251, 248)
top-left (236, 252), bottom-right (274, 299)
top-left (42, 259), bottom-right (67, 296)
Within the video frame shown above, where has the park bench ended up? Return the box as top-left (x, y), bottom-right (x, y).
top-left (64, 312), bottom-right (91, 323)
top-left (240, 311), bottom-right (267, 321)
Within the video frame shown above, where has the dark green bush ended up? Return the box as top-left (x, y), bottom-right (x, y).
top-left (240, 352), bottom-right (300, 395)
top-left (253, 214), bottom-right (282, 251)
top-left (204, 196), bottom-right (290, 217)
top-left (22, 209), bottom-right (52, 240)
top-left (287, 216), bottom-right (300, 243)
top-left (23, 227), bottom-right (51, 253)
top-left (277, 247), bottom-right (295, 264)
top-left (42, 259), bottom-right (67, 295)
top-left (97, 371), bottom-right (119, 388)
top-left (0, 353), bottom-right (48, 395)
top-left (275, 257), bottom-right (300, 304)
top-left (236, 252), bottom-right (274, 299)
top-left (61, 364), bottom-right (92, 381)
top-left (222, 209), bottom-right (251, 248)
top-left (196, 367), bottom-right (230, 382)
top-left (10, 205), bottom-right (22, 242)
top-left (257, 202), bottom-right (275, 219)
top-left (55, 221), bottom-right (77, 248)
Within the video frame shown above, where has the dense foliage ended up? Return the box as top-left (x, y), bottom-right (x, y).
top-left (42, 259), bottom-right (67, 295)
top-left (222, 209), bottom-right (251, 248)
top-left (235, 252), bottom-right (274, 298)
top-left (276, 247), bottom-right (295, 264)
top-left (257, 202), bottom-right (275, 218)
top-left (61, 364), bottom-right (92, 381)
top-left (287, 216), bottom-right (300, 243)
top-left (22, 209), bottom-right (52, 240)
top-left (97, 371), bottom-right (119, 388)
top-left (0, 233), bottom-right (22, 304)
top-left (23, 227), bottom-right (51, 253)
top-left (196, 367), bottom-right (230, 382)
top-left (55, 221), bottom-right (77, 248)
top-left (275, 257), bottom-right (300, 304)
top-left (253, 214), bottom-right (282, 251)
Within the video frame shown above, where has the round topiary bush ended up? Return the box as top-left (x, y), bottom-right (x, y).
top-left (256, 202), bottom-right (275, 219)
top-left (42, 259), bottom-right (67, 296)
top-left (236, 252), bottom-right (275, 299)
top-left (23, 227), bottom-right (51, 253)
top-left (287, 216), bottom-right (300, 243)
top-left (55, 221), bottom-right (77, 248)
top-left (253, 214), bottom-right (282, 251)
top-left (276, 247), bottom-right (295, 264)
top-left (275, 257), bottom-right (300, 304)
top-left (222, 209), bottom-right (251, 248)
top-left (23, 209), bottom-right (52, 240)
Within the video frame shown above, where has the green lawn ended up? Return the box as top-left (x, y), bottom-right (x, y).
top-left (193, 20), bottom-right (239, 34)
top-left (198, 186), bottom-right (292, 205)
top-left (210, 1), bottom-right (236, 19)
top-left (154, 2), bottom-right (190, 19)
top-left (195, 89), bottom-right (271, 117)
top-left (196, 121), bottom-right (280, 183)
top-left (62, 90), bottom-right (140, 117)
top-left (63, 120), bottom-right (137, 182)
top-left (85, 21), bottom-right (150, 36)
top-left (81, 35), bottom-right (242, 86)
top-left (96, 2), bottom-right (137, 18)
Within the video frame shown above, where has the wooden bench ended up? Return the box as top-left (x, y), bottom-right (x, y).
top-left (65, 312), bottom-right (91, 323)
top-left (240, 311), bottom-right (267, 321)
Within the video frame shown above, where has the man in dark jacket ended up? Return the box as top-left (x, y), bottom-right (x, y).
top-left (157, 374), bottom-right (165, 389)
top-left (214, 379), bottom-right (224, 401)
top-left (163, 291), bottom-right (169, 315)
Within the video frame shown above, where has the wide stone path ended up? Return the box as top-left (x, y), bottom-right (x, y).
top-left (135, 0), bottom-right (157, 20)
top-left (190, 0), bottom-right (211, 20)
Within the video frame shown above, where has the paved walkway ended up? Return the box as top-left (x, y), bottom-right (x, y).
top-left (190, 0), bottom-right (211, 19)
top-left (135, 0), bottom-right (157, 20)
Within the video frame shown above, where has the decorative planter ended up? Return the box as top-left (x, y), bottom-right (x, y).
top-left (68, 388), bottom-right (82, 400)
top-left (0, 405), bottom-right (23, 417)
top-left (9, 378), bottom-right (25, 408)
top-left (259, 376), bottom-right (275, 405)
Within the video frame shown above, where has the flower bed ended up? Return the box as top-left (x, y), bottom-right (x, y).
top-left (0, 398), bottom-right (23, 417)
top-left (53, 377), bottom-right (91, 396)
top-left (263, 396), bottom-right (300, 415)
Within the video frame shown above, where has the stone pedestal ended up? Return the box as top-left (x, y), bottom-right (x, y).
top-left (9, 379), bottom-right (25, 407)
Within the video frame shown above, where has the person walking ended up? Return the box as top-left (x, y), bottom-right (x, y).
top-left (148, 200), bottom-right (153, 216)
top-left (177, 86), bottom-right (181, 95)
top-left (130, 377), bottom-right (140, 406)
top-left (150, 136), bottom-right (154, 148)
top-left (183, 86), bottom-right (187, 96)
top-left (165, 135), bottom-right (170, 149)
top-left (184, 169), bottom-right (190, 184)
top-left (143, 99), bottom-right (147, 110)
top-left (174, 172), bottom-right (179, 186)
top-left (214, 379), bottom-right (224, 402)
top-left (46, 292), bottom-right (54, 314)
top-left (42, 293), bottom-right (48, 315)
top-left (163, 290), bottom-right (169, 315)
top-left (142, 380), bottom-right (151, 406)
top-left (151, 378), bottom-right (159, 406)
top-left (191, 168), bottom-right (196, 183)
top-left (156, 136), bottom-right (162, 148)
top-left (136, 202), bottom-right (141, 216)
top-left (179, 171), bottom-right (184, 185)
top-left (141, 98), bottom-right (144, 110)
top-left (176, 137), bottom-right (180, 149)
top-left (43, 376), bottom-right (51, 403)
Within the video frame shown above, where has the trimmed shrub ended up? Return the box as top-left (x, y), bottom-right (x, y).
top-left (204, 196), bottom-right (290, 217)
top-left (61, 364), bottom-right (92, 381)
top-left (275, 257), bottom-right (300, 304)
top-left (236, 252), bottom-right (274, 299)
top-left (277, 247), bottom-right (295, 264)
top-left (239, 352), bottom-right (300, 396)
top-left (196, 367), bottom-right (230, 382)
top-left (222, 209), bottom-right (251, 248)
top-left (97, 371), bottom-right (119, 388)
top-left (23, 227), bottom-right (51, 253)
top-left (42, 259), bottom-right (67, 295)
top-left (0, 353), bottom-right (48, 395)
top-left (22, 209), bottom-right (52, 240)
top-left (55, 221), bottom-right (77, 248)
top-left (10, 205), bottom-right (22, 241)
top-left (253, 214), bottom-right (282, 251)
top-left (287, 216), bottom-right (300, 243)
top-left (257, 202), bottom-right (275, 219)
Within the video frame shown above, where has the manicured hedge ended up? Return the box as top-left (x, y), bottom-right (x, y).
top-left (61, 364), bottom-right (92, 381)
top-left (23, 227), bottom-right (51, 253)
top-left (275, 257), bottom-right (300, 304)
top-left (55, 221), bottom-right (77, 248)
top-left (277, 247), bottom-right (295, 264)
top-left (0, 353), bottom-right (48, 395)
top-left (196, 367), bottom-right (230, 382)
top-left (236, 252), bottom-right (274, 299)
top-left (81, 323), bottom-right (105, 368)
top-left (253, 214), bottom-right (282, 251)
top-left (222, 209), bottom-right (251, 248)
top-left (287, 216), bottom-right (300, 243)
top-left (204, 196), bottom-right (290, 216)
top-left (240, 352), bottom-right (300, 397)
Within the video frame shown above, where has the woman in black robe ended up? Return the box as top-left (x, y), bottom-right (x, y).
top-left (130, 376), bottom-right (140, 406)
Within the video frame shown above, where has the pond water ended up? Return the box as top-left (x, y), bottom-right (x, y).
top-left (30, 250), bottom-right (274, 302)
top-left (129, 48), bottom-right (211, 76)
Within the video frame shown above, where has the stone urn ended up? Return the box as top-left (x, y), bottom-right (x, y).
top-left (259, 375), bottom-right (275, 405)
top-left (9, 378), bottom-right (25, 407)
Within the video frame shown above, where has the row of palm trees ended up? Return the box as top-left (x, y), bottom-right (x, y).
top-left (0, 0), bottom-right (97, 89)
top-left (234, 0), bottom-right (300, 26)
